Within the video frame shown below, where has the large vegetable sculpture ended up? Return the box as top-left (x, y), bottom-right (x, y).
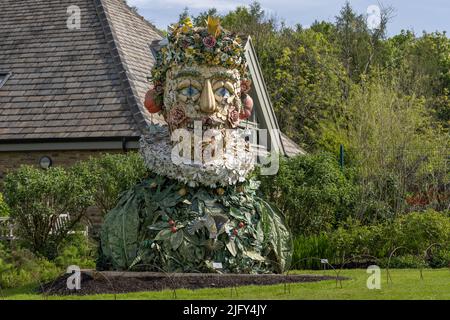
top-left (99, 17), bottom-right (292, 273)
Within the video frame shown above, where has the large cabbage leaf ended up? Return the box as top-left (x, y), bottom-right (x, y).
top-left (100, 189), bottom-right (140, 270)
top-left (257, 198), bottom-right (293, 272)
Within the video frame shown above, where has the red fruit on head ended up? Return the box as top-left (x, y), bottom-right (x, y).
top-left (243, 95), bottom-right (253, 110)
top-left (144, 89), bottom-right (162, 113)
top-left (171, 226), bottom-right (177, 233)
top-left (238, 222), bottom-right (245, 229)
top-left (233, 229), bottom-right (238, 236)
top-left (168, 219), bottom-right (175, 226)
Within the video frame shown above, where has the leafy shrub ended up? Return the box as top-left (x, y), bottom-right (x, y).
top-left (0, 235), bottom-right (97, 289)
top-left (73, 152), bottom-right (147, 216)
top-left (378, 255), bottom-right (428, 269)
top-left (330, 219), bottom-right (377, 261)
top-left (260, 152), bottom-right (357, 235)
top-left (0, 244), bottom-right (60, 289)
top-left (395, 210), bottom-right (450, 253)
top-left (291, 234), bottom-right (333, 269)
top-left (291, 210), bottom-right (450, 269)
top-left (427, 248), bottom-right (450, 268)
top-left (54, 234), bottom-right (96, 269)
top-left (331, 211), bottom-right (449, 262)
top-left (3, 165), bottom-right (95, 259)
top-left (0, 193), bottom-right (9, 217)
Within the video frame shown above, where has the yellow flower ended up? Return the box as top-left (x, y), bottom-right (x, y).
top-left (182, 17), bottom-right (193, 28)
top-left (185, 47), bottom-right (195, 55)
top-left (181, 25), bottom-right (190, 33)
top-left (206, 16), bottom-right (221, 38)
top-left (180, 17), bottom-right (193, 33)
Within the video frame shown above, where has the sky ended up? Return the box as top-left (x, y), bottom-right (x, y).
top-left (128, 0), bottom-right (449, 36)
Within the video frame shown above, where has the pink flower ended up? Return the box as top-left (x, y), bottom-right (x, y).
top-left (240, 80), bottom-right (251, 93)
top-left (168, 107), bottom-right (186, 127)
top-left (228, 108), bottom-right (240, 128)
top-left (203, 36), bottom-right (217, 48)
top-left (181, 39), bottom-right (190, 49)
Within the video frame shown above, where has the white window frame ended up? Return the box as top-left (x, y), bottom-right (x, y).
top-left (0, 72), bottom-right (12, 88)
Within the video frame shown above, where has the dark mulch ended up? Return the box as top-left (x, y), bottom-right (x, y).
top-left (40, 271), bottom-right (347, 296)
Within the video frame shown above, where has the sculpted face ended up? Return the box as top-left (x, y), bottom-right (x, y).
top-left (163, 64), bottom-right (243, 133)
top-left (141, 18), bottom-right (256, 186)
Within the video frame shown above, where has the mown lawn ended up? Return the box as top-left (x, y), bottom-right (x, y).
top-left (2, 269), bottom-right (449, 300)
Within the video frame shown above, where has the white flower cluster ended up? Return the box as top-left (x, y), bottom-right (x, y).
top-left (139, 131), bottom-right (255, 187)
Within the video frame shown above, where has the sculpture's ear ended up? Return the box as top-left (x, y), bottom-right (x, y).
top-left (149, 38), bottom-right (168, 60)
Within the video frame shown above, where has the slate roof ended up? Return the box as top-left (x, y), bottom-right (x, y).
top-left (0, 0), bottom-right (162, 141)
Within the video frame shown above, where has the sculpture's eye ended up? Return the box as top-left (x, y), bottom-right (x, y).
top-left (215, 87), bottom-right (231, 98)
top-left (180, 86), bottom-right (200, 98)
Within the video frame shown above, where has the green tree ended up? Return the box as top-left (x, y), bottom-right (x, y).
top-left (73, 152), bottom-right (147, 216)
top-left (3, 166), bottom-right (96, 258)
top-left (0, 193), bottom-right (9, 217)
top-left (319, 76), bottom-right (450, 221)
top-left (260, 153), bottom-right (357, 235)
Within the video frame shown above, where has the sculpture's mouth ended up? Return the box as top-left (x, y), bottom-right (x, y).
top-left (182, 117), bottom-right (226, 132)
top-left (169, 121), bottom-right (250, 165)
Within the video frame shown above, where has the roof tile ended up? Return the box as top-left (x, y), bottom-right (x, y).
top-left (0, 0), bottom-right (162, 141)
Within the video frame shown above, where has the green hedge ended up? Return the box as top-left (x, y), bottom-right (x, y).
top-left (2, 152), bottom-right (147, 259)
top-left (72, 152), bottom-right (147, 216)
top-left (3, 165), bottom-right (96, 258)
top-left (260, 152), bottom-right (357, 235)
top-left (0, 234), bottom-right (96, 289)
top-left (291, 210), bottom-right (450, 269)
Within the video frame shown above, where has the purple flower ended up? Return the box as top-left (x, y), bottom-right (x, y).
top-left (203, 36), bottom-right (217, 48)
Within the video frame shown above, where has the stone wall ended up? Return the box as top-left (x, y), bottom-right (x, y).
top-left (0, 149), bottom-right (122, 180)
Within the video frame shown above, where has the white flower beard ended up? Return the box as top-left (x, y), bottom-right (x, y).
top-left (140, 129), bottom-right (255, 188)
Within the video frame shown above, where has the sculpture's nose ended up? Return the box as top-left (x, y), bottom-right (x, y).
top-left (200, 79), bottom-right (216, 113)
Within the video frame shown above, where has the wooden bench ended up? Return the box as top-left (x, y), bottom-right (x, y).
top-left (52, 213), bottom-right (89, 236)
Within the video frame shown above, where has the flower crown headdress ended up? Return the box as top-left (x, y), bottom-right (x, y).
top-left (145, 17), bottom-right (252, 113)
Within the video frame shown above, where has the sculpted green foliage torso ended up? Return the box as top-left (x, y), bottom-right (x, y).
top-left (99, 174), bottom-right (292, 273)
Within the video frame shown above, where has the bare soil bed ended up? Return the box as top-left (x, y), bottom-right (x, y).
top-left (40, 271), bottom-right (347, 296)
